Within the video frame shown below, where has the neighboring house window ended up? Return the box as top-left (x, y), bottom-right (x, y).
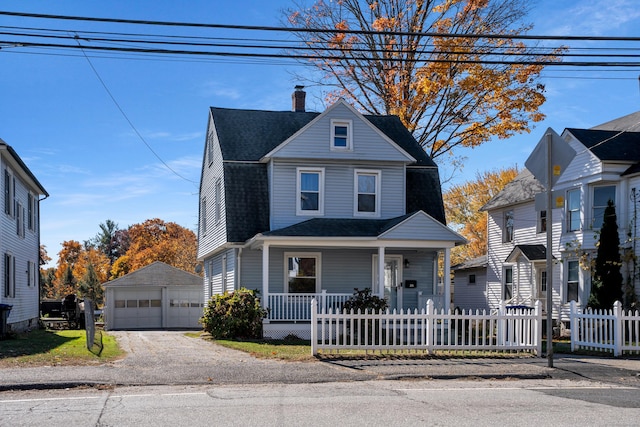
top-left (207, 131), bottom-right (214, 166)
top-left (566, 188), bottom-right (580, 232)
top-left (354, 169), bottom-right (380, 216)
top-left (503, 210), bottom-right (514, 242)
top-left (468, 274), bottom-right (476, 285)
top-left (592, 185), bottom-right (615, 229)
top-left (503, 266), bottom-right (513, 300)
top-left (214, 178), bottom-right (222, 223)
top-left (538, 210), bottom-right (547, 233)
top-left (28, 192), bottom-right (36, 232)
top-left (27, 261), bottom-right (36, 287)
top-left (286, 253), bottom-right (320, 293)
top-left (566, 260), bottom-right (579, 303)
top-left (201, 197), bottom-right (207, 234)
top-left (16, 202), bottom-right (24, 238)
top-left (297, 168), bottom-right (324, 215)
top-left (539, 270), bottom-right (547, 294)
top-left (331, 119), bottom-right (352, 150)
top-left (4, 169), bottom-right (14, 217)
top-left (4, 253), bottom-right (15, 298)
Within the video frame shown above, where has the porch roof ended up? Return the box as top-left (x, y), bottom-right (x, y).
top-left (505, 244), bottom-right (555, 263)
top-left (262, 215), bottom-right (410, 237)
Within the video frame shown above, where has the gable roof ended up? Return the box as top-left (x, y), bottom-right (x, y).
top-left (452, 254), bottom-right (487, 271)
top-left (103, 261), bottom-right (202, 288)
top-left (0, 139), bottom-right (48, 197)
top-left (591, 111), bottom-right (640, 132)
top-left (505, 244), bottom-right (554, 263)
top-left (565, 128), bottom-right (640, 161)
top-left (480, 169), bottom-right (544, 211)
top-left (210, 106), bottom-right (436, 167)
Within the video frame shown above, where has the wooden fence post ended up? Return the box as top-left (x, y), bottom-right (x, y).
top-left (613, 300), bottom-right (622, 357)
top-left (570, 300), bottom-right (577, 352)
top-left (311, 298), bottom-right (317, 356)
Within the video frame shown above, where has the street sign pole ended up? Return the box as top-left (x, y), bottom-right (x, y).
top-left (545, 133), bottom-right (554, 368)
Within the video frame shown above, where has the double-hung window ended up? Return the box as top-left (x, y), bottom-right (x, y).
top-left (27, 261), bottom-right (37, 287)
top-left (16, 202), bottom-right (24, 238)
top-left (4, 169), bottom-right (14, 217)
top-left (566, 260), bottom-right (579, 303)
top-left (286, 253), bottom-right (320, 293)
top-left (503, 266), bottom-right (513, 300)
top-left (592, 185), bottom-right (615, 229)
top-left (566, 188), bottom-right (580, 232)
top-left (331, 119), bottom-right (352, 151)
top-left (297, 168), bottom-right (324, 215)
top-left (4, 253), bottom-right (15, 298)
top-left (354, 169), bottom-right (380, 216)
top-left (538, 210), bottom-right (547, 233)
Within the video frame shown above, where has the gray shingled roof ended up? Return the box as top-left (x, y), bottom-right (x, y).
top-left (452, 254), bottom-right (487, 270)
top-left (480, 169), bottom-right (544, 211)
top-left (506, 244), bottom-right (552, 262)
top-left (103, 261), bottom-right (202, 288)
top-left (262, 214), bottom-right (413, 237)
top-left (211, 106), bottom-right (444, 242)
top-left (591, 111), bottom-right (640, 132)
top-left (566, 128), bottom-right (640, 161)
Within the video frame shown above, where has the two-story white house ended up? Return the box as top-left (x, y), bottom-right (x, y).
top-left (475, 111), bottom-right (640, 325)
top-left (197, 88), bottom-right (466, 339)
top-left (0, 139), bottom-right (48, 334)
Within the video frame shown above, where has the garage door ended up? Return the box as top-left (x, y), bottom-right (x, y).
top-left (167, 288), bottom-right (203, 329)
top-left (112, 288), bottom-right (162, 329)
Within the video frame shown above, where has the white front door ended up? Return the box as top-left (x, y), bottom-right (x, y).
top-left (374, 255), bottom-right (403, 311)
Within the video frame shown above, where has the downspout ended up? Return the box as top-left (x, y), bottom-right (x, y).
top-left (236, 247), bottom-right (242, 291)
top-left (37, 194), bottom-right (49, 327)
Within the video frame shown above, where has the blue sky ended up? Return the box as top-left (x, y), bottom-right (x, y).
top-left (1, 0), bottom-right (639, 267)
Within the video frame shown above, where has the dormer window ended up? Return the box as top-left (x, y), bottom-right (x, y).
top-left (331, 119), bottom-right (352, 151)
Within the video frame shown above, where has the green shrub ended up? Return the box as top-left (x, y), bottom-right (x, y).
top-left (342, 288), bottom-right (388, 313)
top-left (201, 288), bottom-right (268, 339)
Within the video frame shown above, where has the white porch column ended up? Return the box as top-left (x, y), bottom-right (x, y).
top-left (444, 248), bottom-right (451, 312)
top-left (262, 243), bottom-right (270, 311)
top-left (377, 246), bottom-right (386, 297)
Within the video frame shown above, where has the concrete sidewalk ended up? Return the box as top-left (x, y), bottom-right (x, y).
top-left (1, 331), bottom-right (639, 391)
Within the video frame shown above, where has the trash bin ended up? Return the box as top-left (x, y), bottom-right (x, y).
top-left (0, 303), bottom-right (12, 339)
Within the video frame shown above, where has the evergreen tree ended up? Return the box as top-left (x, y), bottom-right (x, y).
top-left (588, 200), bottom-right (623, 309)
top-left (78, 263), bottom-right (104, 306)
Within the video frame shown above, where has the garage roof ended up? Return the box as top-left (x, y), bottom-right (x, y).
top-left (103, 261), bottom-right (202, 288)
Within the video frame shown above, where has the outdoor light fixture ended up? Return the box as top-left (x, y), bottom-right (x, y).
top-left (404, 259), bottom-right (410, 268)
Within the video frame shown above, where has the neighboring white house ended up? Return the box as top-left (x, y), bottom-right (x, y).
top-left (103, 261), bottom-right (204, 330)
top-left (473, 111), bottom-right (640, 324)
top-left (0, 138), bottom-right (48, 333)
top-left (197, 88), bottom-right (466, 339)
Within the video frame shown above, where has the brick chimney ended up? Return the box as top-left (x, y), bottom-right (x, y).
top-left (292, 85), bottom-right (306, 112)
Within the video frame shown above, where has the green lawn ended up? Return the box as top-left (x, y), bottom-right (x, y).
top-left (0, 329), bottom-right (123, 367)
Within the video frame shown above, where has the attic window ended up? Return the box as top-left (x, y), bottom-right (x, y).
top-left (331, 119), bottom-right (352, 151)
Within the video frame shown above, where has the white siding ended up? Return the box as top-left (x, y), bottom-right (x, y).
top-left (0, 155), bottom-right (42, 331)
top-left (197, 115), bottom-right (227, 259)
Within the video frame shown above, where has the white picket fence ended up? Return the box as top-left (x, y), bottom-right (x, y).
top-left (310, 299), bottom-right (543, 356)
top-left (570, 300), bottom-right (640, 356)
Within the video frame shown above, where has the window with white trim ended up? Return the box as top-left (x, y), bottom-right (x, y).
top-left (4, 253), bottom-right (15, 298)
top-left (27, 260), bottom-right (37, 287)
top-left (200, 197), bottom-right (207, 234)
top-left (28, 192), bottom-right (37, 232)
top-left (285, 253), bottom-right (320, 293)
top-left (566, 188), bottom-right (580, 232)
top-left (297, 168), bottom-right (324, 215)
top-left (566, 260), bottom-right (579, 303)
top-left (592, 185), bottom-right (615, 229)
top-left (503, 210), bottom-right (514, 242)
top-left (503, 266), bottom-right (513, 301)
top-left (538, 210), bottom-right (547, 233)
top-left (4, 169), bottom-right (14, 217)
top-left (331, 119), bottom-right (352, 150)
top-left (16, 202), bottom-right (24, 238)
top-left (354, 169), bottom-right (380, 216)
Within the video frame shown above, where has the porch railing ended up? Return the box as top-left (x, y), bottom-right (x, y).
top-left (267, 291), bottom-right (352, 321)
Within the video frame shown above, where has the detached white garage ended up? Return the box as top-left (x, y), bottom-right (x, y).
top-left (103, 261), bottom-right (203, 330)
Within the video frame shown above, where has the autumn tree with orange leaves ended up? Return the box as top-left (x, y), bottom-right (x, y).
top-left (286, 0), bottom-right (563, 171)
top-left (110, 218), bottom-right (197, 279)
top-left (444, 166), bottom-right (518, 265)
